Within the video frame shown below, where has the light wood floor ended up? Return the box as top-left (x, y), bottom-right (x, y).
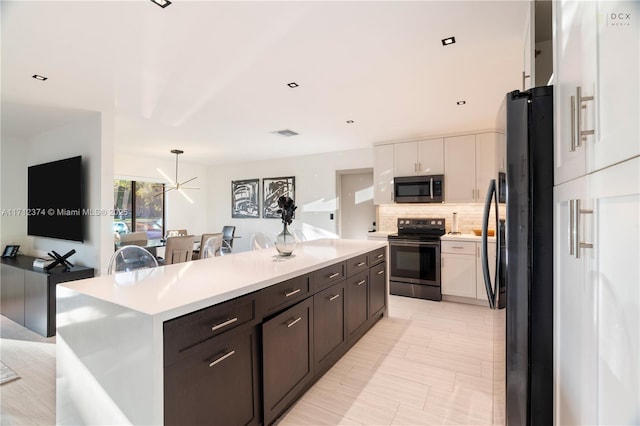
top-left (0, 296), bottom-right (495, 425)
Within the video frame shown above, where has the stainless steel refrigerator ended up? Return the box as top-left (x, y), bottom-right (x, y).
top-left (482, 86), bottom-right (554, 425)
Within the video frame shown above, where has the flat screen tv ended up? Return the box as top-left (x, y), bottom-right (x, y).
top-left (28, 156), bottom-right (84, 242)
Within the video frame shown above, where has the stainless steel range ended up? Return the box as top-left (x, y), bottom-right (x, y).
top-left (388, 218), bottom-right (445, 301)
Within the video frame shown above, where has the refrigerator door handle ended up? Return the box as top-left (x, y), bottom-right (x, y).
top-left (481, 179), bottom-right (498, 309)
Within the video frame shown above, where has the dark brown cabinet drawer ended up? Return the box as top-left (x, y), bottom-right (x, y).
top-left (346, 271), bottom-right (369, 338)
top-left (314, 281), bottom-right (346, 369)
top-left (262, 274), bottom-right (311, 315)
top-left (346, 254), bottom-right (368, 278)
top-left (164, 293), bottom-right (257, 365)
top-left (369, 262), bottom-right (386, 316)
top-left (368, 247), bottom-right (386, 266)
top-left (313, 262), bottom-right (345, 291)
top-left (164, 326), bottom-right (260, 426)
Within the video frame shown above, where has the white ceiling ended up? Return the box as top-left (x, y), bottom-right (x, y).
top-left (1, 0), bottom-right (529, 166)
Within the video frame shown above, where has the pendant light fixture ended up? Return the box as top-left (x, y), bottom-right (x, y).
top-left (156, 149), bottom-right (198, 199)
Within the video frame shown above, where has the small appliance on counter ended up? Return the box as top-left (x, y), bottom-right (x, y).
top-left (388, 218), bottom-right (445, 301)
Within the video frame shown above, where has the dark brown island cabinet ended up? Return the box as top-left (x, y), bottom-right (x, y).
top-left (163, 246), bottom-right (387, 426)
top-left (0, 255), bottom-right (94, 337)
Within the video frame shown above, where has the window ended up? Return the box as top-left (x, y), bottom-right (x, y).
top-left (113, 179), bottom-right (165, 239)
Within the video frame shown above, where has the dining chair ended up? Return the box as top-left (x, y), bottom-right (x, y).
top-left (201, 235), bottom-right (224, 259)
top-left (161, 235), bottom-right (195, 265)
top-left (221, 226), bottom-right (236, 254)
top-left (198, 233), bottom-right (223, 259)
top-left (107, 246), bottom-right (158, 274)
top-left (118, 231), bottom-right (148, 244)
top-left (249, 232), bottom-right (273, 250)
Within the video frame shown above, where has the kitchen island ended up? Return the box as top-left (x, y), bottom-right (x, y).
top-left (56, 238), bottom-right (387, 425)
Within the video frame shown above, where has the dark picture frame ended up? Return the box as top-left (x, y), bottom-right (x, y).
top-left (262, 176), bottom-right (295, 218)
top-left (231, 179), bottom-right (260, 218)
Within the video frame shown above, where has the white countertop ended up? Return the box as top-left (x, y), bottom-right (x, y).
top-left (60, 238), bottom-right (386, 320)
top-left (440, 233), bottom-right (496, 242)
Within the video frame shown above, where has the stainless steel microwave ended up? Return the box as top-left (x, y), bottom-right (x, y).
top-left (394, 175), bottom-right (444, 203)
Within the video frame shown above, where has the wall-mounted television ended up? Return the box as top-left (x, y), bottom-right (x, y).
top-left (28, 156), bottom-right (84, 242)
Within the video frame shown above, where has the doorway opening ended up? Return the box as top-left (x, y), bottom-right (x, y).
top-left (336, 168), bottom-right (375, 240)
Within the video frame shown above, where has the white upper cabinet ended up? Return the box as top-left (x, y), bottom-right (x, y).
top-left (444, 133), bottom-right (500, 203)
top-left (394, 138), bottom-right (444, 177)
top-left (476, 133), bottom-right (500, 197)
top-left (590, 1), bottom-right (640, 173)
top-left (554, 0), bottom-right (639, 185)
top-left (444, 135), bottom-right (476, 203)
top-left (554, 0), bottom-right (596, 185)
top-left (373, 144), bottom-right (394, 205)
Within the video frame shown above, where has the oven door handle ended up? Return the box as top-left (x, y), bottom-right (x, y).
top-left (389, 241), bottom-right (440, 248)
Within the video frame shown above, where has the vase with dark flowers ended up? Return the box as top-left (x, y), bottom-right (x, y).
top-left (275, 196), bottom-right (297, 256)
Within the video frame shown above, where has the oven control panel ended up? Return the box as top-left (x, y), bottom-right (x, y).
top-left (397, 218), bottom-right (446, 235)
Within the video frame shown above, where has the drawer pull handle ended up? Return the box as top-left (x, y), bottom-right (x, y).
top-left (328, 272), bottom-right (340, 279)
top-left (377, 270), bottom-right (384, 275)
top-left (357, 279), bottom-right (366, 286)
top-left (356, 262), bottom-right (365, 267)
top-left (329, 294), bottom-right (340, 301)
top-left (377, 254), bottom-right (384, 259)
top-left (211, 317), bottom-right (238, 332)
top-left (286, 317), bottom-right (302, 328)
top-left (451, 246), bottom-right (465, 249)
top-left (285, 288), bottom-right (301, 297)
top-left (208, 350), bottom-right (235, 367)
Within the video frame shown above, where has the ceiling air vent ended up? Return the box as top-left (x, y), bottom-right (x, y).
top-left (272, 129), bottom-right (299, 137)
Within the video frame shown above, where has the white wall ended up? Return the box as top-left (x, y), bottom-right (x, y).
top-left (2, 113), bottom-right (113, 271)
top-left (114, 151), bottom-right (209, 237)
top-left (0, 135), bottom-right (28, 248)
top-left (207, 148), bottom-right (373, 252)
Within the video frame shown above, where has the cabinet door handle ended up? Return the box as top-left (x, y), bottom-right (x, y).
top-left (285, 288), bottom-right (301, 297)
top-left (576, 86), bottom-right (595, 146)
top-left (211, 317), bottom-right (238, 332)
top-left (356, 279), bottom-right (366, 286)
top-left (329, 294), bottom-right (340, 301)
top-left (356, 262), bottom-right (365, 267)
top-left (377, 270), bottom-right (384, 275)
top-left (570, 199), bottom-right (594, 259)
top-left (208, 350), bottom-right (235, 367)
top-left (430, 178), bottom-right (434, 200)
top-left (570, 95), bottom-right (577, 152)
top-left (286, 317), bottom-right (302, 328)
top-left (328, 272), bottom-right (340, 279)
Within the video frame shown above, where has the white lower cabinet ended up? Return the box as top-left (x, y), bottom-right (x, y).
top-left (475, 241), bottom-right (496, 304)
top-left (442, 239), bottom-right (496, 305)
top-left (441, 246), bottom-right (476, 298)
top-left (554, 157), bottom-right (639, 425)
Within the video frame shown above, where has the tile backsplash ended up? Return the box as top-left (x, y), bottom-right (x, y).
top-left (377, 203), bottom-right (490, 234)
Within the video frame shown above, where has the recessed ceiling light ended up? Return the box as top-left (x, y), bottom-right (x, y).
top-left (32, 74), bottom-right (48, 81)
top-left (346, 120), bottom-right (354, 124)
top-left (272, 129), bottom-right (299, 137)
top-left (442, 36), bottom-right (456, 46)
top-left (456, 100), bottom-right (466, 105)
top-left (287, 82), bottom-right (299, 88)
top-left (150, 0), bottom-right (171, 8)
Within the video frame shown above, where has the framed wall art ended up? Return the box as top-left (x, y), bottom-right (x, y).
top-left (262, 176), bottom-right (295, 218)
top-left (231, 179), bottom-right (259, 218)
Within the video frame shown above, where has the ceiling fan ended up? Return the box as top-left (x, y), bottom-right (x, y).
top-left (156, 149), bottom-right (198, 198)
